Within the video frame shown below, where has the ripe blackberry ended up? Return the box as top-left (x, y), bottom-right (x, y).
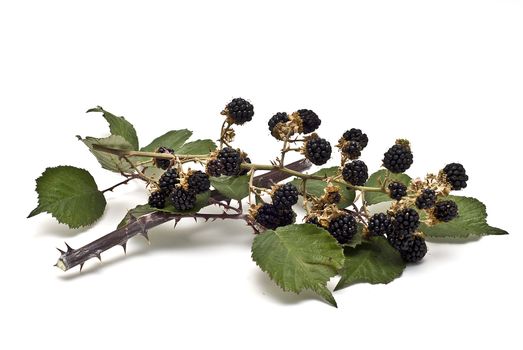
top-left (238, 156), bottom-right (251, 176)
top-left (399, 235), bottom-right (427, 263)
top-left (206, 159), bottom-right (224, 177)
top-left (272, 183), bottom-right (299, 210)
top-left (158, 168), bottom-right (179, 193)
top-left (217, 147), bottom-right (242, 176)
top-left (387, 229), bottom-right (414, 252)
top-left (367, 213), bottom-right (393, 236)
top-left (254, 204), bottom-right (295, 229)
top-left (342, 141), bottom-right (362, 160)
top-left (433, 200), bottom-right (459, 222)
top-left (154, 146), bottom-right (174, 170)
top-left (304, 137), bottom-right (332, 165)
top-left (170, 187), bottom-right (197, 211)
top-left (187, 170), bottom-right (210, 194)
top-left (148, 190), bottom-right (167, 209)
top-left (223, 98), bottom-right (254, 125)
top-left (268, 112), bottom-right (289, 133)
top-left (342, 160), bottom-right (369, 186)
top-left (383, 142), bottom-right (413, 173)
top-left (415, 189), bottom-right (437, 209)
top-left (393, 208), bottom-right (420, 236)
top-left (442, 163), bottom-right (468, 190)
top-left (296, 109), bottom-right (321, 134)
top-left (328, 214), bottom-right (357, 244)
top-left (342, 128), bottom-right (368, 149)
top-left (388, 181), bottom-right (407, 200)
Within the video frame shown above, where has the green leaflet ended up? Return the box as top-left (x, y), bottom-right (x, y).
top-left (335, 237), bottom-right (405, 290)
top-left (291, 166), bottom-right (355, 208)
top-left (210, 175), bottom-right (250, 201)
top-left (140, 129), bottom-right (192, 152)
top-left (252, 224), bottom-right (345, 307)
top-left (87, 106), bottom-right (139, 149)
top-left (364, 169), bottom-right (411, 205)
top-left (176, 139), bottom-right (217, 155)
top-left (421, 195), bottom-right (508, 238)
top-left (79, 135), bottom-right (135, 173)
top-left (28, 166), bottom-right (106, 229)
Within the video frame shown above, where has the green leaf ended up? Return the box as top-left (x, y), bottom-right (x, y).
top-left (28, 166), bottom-right (106, 229)
top-left (335, 237), bottom-right (405, 291)
top-left (141, 129), bottom-right (192, 152)
top-left (79, 135), bottom-right (135, 173)
top-left (87, 106), bottom-right (139, 149)
top-left (365, 169), bottom-right (411, 205)
top-left (117, 192), bottom-right (212, 228)
top-left (252, 223), bottom-right (345, 307)
top-left (176, 139), bottom-right (217, 155)
top-left (210, 175), bottom-right (250, 201)
top-left (291, 166), bottom-right (355, 209)
top-left (420, 195), bottom-right (508, 238)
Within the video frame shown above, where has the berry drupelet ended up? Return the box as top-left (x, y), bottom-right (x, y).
top-left (342, 160), bottom-right (369, 186)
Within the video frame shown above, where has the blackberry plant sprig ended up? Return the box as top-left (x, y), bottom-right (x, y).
top-left (29, 98), bottom-right (507, 308)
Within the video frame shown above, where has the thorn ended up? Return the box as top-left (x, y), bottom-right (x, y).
top-left (121, 243), bottom-right (127, 254)
top-left (193, 217), bottom-right (197, 223)
top-left (141, 231), bottom-right (150, 243)
top-left (79, 263), bottom-right (84, 272)
top-left (56, 247), bottom-right (65, 254)
top-left (64, 242), bottom-right (74, 252)
top-left (95, 253), bottom-right (102, 262)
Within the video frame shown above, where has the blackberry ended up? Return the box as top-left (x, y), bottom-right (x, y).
top-left (254, 203), bottom-right (296, 229)
top-left (367, 213), bottom-right (393, 236)
top-left (433, 200), bottom-right (459, 222)
top-left (387, 229), bottom-right (414, 252)
top-left (304, 137), bottom-right (332, 165)
top-left (383, 143), bottom-right (413, 173)
top-left (217, 147), bottom-right (242, 176)
top-left (342, 141), bottom-right (362, 160)
top-left (187, 170), bottom-right (210, 194)
top-left (170, 187), bottom-right (197, 211)
top-left (297, 109), bottom-right (321, 134)
top-left (328, 214), bottom-right (357, 244)
top-left (342, 160), bottom-right (369, 186)
top-left (154, 146), bottom-right (174, 170)
top-left (158, 168), bottom-right (179, 193)
top-left (268, 112), bottom-right (289, 133)
top-left (399, 235), bottom-right (427, 263)
top-left (206, 159), bottom-right (224, 177)
top-left (223, 97), bottom-right (254, 125)
top-left (238, 156), bottom-right (251, 176)
top-left (393, 208), bottom-right (420, 236)
top-left (342, 128), bottom-right (368, 149)
top-left (272, 183), bottom-right (299, 210)
top-left (415, 189), bottom-right (437, 209)
top-left (442, 163), bottom-right (468, 190)
top-left (388, 181), bottom-right (407, 200)
top-left (148, 190), bottom-right (167, 209)
top-left (306, 216), bottom-right (323, 228)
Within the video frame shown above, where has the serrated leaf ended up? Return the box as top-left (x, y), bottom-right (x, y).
top-left (117, 204), bottom-right (157, 228)
top-left (335, 237), bottom-right (405, 291)
top-left (364, 169), bottom-right (411, 205)
top-left (421, 195), bottom-right (508, 238)
top-left (176, 139), bottom-right (217, 155)
top-left (291, 166), bottom-right (355, 209)
top-left (210, 175), bottom-right (250, 200)
top-left (141, 129), bottom-right (192, 152)
top-left (87, 106), bottom-right (139, 149)
top-left (252, 223), bottom-right (345, 307)
top-left (344, 223), bottom-right (365, 248)
top-left (28, 166), bottom-right (106, 229)
top-left (80, 135), bottom-right (135, 173)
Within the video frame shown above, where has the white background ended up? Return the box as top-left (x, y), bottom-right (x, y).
top-left (1, 1), bottom-right (522, 349)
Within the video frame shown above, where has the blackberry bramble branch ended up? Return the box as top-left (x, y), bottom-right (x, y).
top-left (29, 99), bottom-right (507, 307)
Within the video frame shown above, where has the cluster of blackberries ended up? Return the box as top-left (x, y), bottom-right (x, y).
top-left (383, 140), bottom-right (413, 174)
top-left (307, 214), bottom-right (358, 245)
top-left (206, 147), bottom-right (249, 177)
top-left (148, 165), bottom-right (211, 211)
top-left (222, 98), bottom-right (254, 125)
top-left (267, 109), bottom-right (322, 136)
top-left (339, 128), bottom-right (369, 160)
top-left (253, 183), bottom-right (298, 229)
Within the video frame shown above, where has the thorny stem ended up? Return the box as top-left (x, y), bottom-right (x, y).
top-left (55, 159), bottom-right (313, 272)
top-left (101, 175), bottom-right (140, 194)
